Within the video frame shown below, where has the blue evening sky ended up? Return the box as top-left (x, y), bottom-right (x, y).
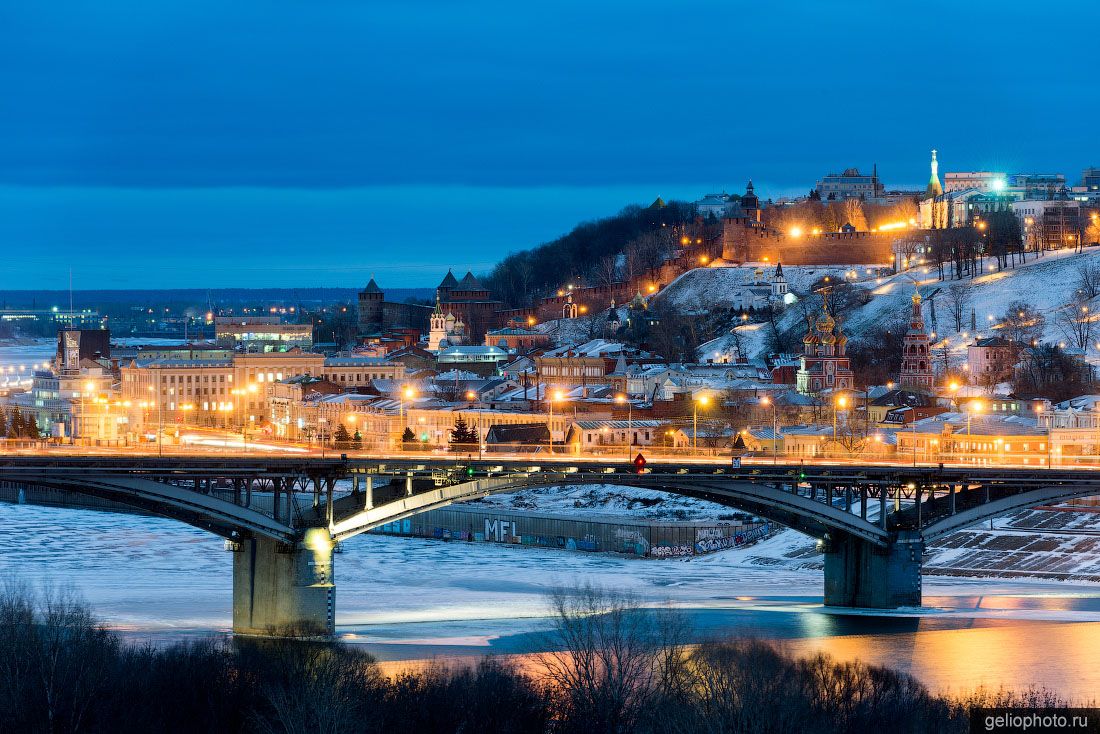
top-left (0, 1), bottom-right (1096, 289)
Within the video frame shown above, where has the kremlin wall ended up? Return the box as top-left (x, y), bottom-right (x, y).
top-left (719, 218), bottom-right (898, 267)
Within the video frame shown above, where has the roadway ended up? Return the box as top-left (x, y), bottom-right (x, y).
top-left (0, 426), bottom-right (1096, 473)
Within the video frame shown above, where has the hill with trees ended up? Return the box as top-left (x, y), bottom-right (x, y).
top-left (482, 199), bottom-right (697, 307)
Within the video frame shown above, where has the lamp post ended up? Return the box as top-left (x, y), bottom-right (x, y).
top-left (247, 383), bottom-right (258, 452)
top-left (615, 393), bottom-right (632, 461)
top-left (833, 396), bottom-right (847, 458)
top-left (319, 417), bottom-right (327, 459)
top-left (398, 386), bottom-right (416, 451)
top-left (761, 395), bottom-right (778, 464)
top-left (78, 380), bottom-right (94, 447)
top-left (693, 394), bottom-right (710, 456)
top-left (180, 403), bottom-right (194, 448)
top-left (1034, 403), bottom-right (1052, 469)
top-left (347, 414), bottom-right (358, 453)
top-left (466, 390), bottom-right (482, 460)
top-left (548, 389), bottom-right (564, 454)
top-left (967, 400), bottom-right (983, 465)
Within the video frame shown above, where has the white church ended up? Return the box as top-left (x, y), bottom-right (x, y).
top-left (728, 262), bottom-right (789, 312)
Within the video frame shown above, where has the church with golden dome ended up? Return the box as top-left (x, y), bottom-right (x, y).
top-left (796, 290), bottom-right (854, 395)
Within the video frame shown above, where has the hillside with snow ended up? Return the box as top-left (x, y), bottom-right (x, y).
top-left (676, 248), bottom-right (1100, 364)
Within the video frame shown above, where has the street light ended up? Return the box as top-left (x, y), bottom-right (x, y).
top-left (548, 389), bottom-right (564, 454)
top-left (833, 396), bottom-right (848, 445)
top-left (615, 393), bottom-right (632, 460)
top-left (693, 394), bottom-right (710, 455)
top-left (466, 390), bottom-right (482, 460)
top-left (761, 395), bottom-right (778, 464)
top-left (967, 400), bottom-right (983, 463)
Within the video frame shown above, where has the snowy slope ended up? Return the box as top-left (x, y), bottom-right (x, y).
top-left (658, 263), bottom-right (867, 314)
top-left (693, 248), bottom-right (1100, 362)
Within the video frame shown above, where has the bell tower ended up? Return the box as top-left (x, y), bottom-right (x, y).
top-left (899, 288), bottom-right (934, 393)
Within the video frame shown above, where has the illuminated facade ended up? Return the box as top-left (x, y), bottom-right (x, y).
top-left (898, 290), bottom-right (934, 393)
top-left (795, 294), bottom-right (854, 395)
top-left (214, 317), bottom-right (313, 352)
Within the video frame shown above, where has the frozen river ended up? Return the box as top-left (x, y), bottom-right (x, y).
top-left (3, 501), bottom-right (1100, 701)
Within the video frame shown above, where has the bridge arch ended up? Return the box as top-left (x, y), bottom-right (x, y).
top-left (329, 473), bottom-right (888, 546)
top-left (3, 474), bottom-right (297, 543)
top-left (922, 483), bottom-right (1100, 543)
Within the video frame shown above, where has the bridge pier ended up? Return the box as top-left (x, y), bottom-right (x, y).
top-left (822, 531), bottom-right (923, 609)
top-left (232, 529), bottom-right (335, 636)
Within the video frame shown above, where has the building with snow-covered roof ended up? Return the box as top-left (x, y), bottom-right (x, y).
top-left (566, 419), bottom-right (663, 452)
top-left (484, 325), bottom-right (551, 352)
top-left (815, 165), bottom-right (885, 202)
top-left (536, 340), bottom-right (661, 387)
top-left (967, 337), bottom-right (1019, 386)
top-left (436, 345), bottom-right (510, 376)
top-left (896, 412), bottom-right (1048, 466)
top-left (695, 192), bottom-right (740, 218)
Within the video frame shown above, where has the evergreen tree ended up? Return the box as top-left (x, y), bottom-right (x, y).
top-left (333, 423), bottom-right (351, 450)
top-left (8, 407), bottom-right (24, 439)
top-left (401, 427), bottom-right (416, 445)
top-left (22, 417), bottom-right (39, 440)
top-left (450, 416), bottom-right (478, 447)
top-left (350, 429), bottom-right (362, 451)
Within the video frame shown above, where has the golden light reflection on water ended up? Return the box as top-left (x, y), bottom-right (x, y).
top-left (783, 621), bottom-right (1100, 702)
top-left (375, 621), bottom-right (1100, 703)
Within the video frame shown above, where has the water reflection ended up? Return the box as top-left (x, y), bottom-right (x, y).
top-left (349, 608), bottom-right (1100, 703)
top-left (787, 620), bottom-right (1100, 702)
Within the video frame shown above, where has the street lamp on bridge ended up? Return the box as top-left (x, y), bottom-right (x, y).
top-left (693, 394), bottom-right (710, 455)
top-left (760, 395), bottom-right (778, 465)
top-left (615, 393), bottom-right (632, 460)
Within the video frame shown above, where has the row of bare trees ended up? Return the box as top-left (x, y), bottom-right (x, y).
top-left (2, 579), bottom-right (1074, 733)
top-left (762, 197), bottom-right (918, 234)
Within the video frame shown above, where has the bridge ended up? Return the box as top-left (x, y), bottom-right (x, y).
top-left (2, 456), bottom-right (1099, 635)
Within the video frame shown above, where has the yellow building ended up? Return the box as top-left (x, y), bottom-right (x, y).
top-left (895, 413), bottom-right (1049, 466)
top-left (120, 352), bottom-right (404, 431)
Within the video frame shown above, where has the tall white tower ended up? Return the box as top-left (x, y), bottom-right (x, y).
top-left (926, 149), bottom-right (943, 198)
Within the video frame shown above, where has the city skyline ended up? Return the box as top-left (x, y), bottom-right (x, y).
top-left (2, 1), bottom-right (1099, 287)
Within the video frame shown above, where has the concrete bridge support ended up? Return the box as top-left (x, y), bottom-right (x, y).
top-left (232, 529), bottom-right (335, 636)
top-left (822, 531), bottom-right (923, 609)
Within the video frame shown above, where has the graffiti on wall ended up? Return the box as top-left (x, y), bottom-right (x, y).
top-left (485, 518), bottom-right (520, 542)
top-left (650, 544), bottom-right (693, 558)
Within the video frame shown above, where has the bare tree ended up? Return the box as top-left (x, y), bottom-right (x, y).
top-left (538, 585), bottom-right (689, 733)
top-left (1055, 299), bottom-right (1095, 350)
top-left (1086, 216), bottom-right (1100, 247)
top-left (596, 255), bottom-right (620, 288)
top-left (946, 284), bottom-right (969, 333)
top-left (842, 198), bottom-right (868, 231)
top-left (1000, 301), bottom-right (1046, 346)
top-left (827, 412), bottom-right (868, 457)
top-left (1076, 261), bottom-right (1100, 300)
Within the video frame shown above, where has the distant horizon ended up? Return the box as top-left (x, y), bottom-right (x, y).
top-left (0, 176), bottom-right (931, 291)
top-left (4, 1), bottom-right (1096, 288)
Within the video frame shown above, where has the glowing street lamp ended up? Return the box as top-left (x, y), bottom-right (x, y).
top-left (615, 393), bottom-right (632, 460)
top-left (693, 394), bottom-right (710, 454)
top-left (547, 389), bottom-right (564, 454)
top-left (466, 390), bottom-right (483, 460)
top-left (966, 400), bottom-right (984, 461)
top-left (833, 395), bottom-right (848, 445)
top-left (761, 395), bottom-right (778, 464)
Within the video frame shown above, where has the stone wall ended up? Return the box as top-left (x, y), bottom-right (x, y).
top-left (721, 219), bottom-right (897, 266)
